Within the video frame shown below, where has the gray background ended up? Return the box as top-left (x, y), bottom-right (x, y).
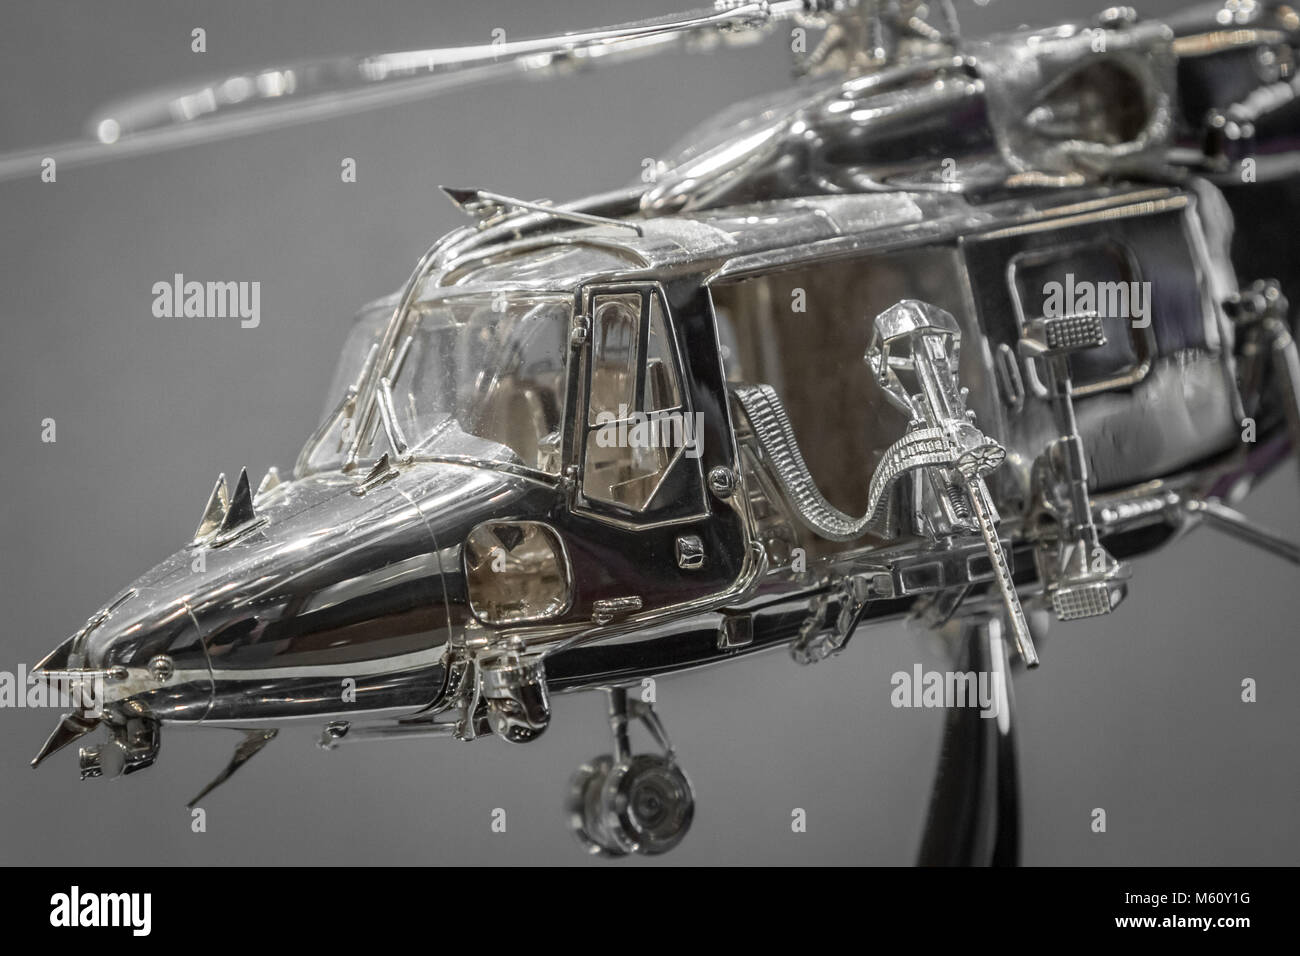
top-left (1, 0), bottom-right (1296, 866)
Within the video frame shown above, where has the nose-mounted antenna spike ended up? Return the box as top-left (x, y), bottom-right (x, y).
top-left (217, 468), bottom-right (257, 536)
top-left (255, 466), bottom-right (281, 501)
top-left (193, 473), bottom-right (229, 541)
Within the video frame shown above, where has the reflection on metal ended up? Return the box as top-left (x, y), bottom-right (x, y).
top-left (20, 0), bottom-right (1300, 860)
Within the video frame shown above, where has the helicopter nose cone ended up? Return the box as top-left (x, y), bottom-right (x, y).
top-left (29, 576), bottom-right (211, 774)
top-left (29, 469), bottom-right (354, 728)
top-left (169, 463), bottom-right (527, 721)
top-left (38, 564), bottom-right (217, 724)
top-left (36, 460), bottom-right (539, 739)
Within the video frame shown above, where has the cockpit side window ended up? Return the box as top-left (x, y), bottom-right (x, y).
top-left (389, 295), bottom-right (571, 475)
top-left (581, 288), bottom-right (689, 512)
top-left (644, 295), bottom-right (682, 412)
top-left (295, 305), bottom-right (388, 476)
top-left (587, 294), bottom-right (641, 425)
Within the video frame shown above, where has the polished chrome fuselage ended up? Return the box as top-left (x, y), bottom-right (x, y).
top-left (47, 183), bottom-right (1251, 724)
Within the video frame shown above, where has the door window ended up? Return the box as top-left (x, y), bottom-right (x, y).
top-left (581, 289), bottom-right (688, 512)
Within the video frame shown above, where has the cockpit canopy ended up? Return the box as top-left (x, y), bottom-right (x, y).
top-left (300, 291), bottom-right (571, 476)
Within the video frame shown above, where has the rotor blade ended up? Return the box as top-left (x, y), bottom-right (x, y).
top-left (186, 728), bottom-right (278, 808)
top-left (0, 2), bottom-right (810, 184)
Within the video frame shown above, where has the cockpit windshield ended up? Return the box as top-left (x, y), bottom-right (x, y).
top-left (298, 292), bottom-right (571, 476)
top-left (385, 292), bottom-right (570, 473)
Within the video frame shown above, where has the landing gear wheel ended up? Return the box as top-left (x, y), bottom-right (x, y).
top-left (565, 755), bottom-right (628, 857)
top-left (567, 687), bottom-right (695, 856)
top-left (600, 753), bottom-right (694, 855)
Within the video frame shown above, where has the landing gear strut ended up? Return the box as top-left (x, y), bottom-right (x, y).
top-left (565, 687), bottom-right (695, 857)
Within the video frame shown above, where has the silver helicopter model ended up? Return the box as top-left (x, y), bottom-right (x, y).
top-left (14, 0), bottom-right (1300, 860)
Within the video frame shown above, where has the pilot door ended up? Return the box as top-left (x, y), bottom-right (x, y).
top-left (558, 280), bottom-right (748, 620)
